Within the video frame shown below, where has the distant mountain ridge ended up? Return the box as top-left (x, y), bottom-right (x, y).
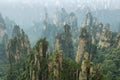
top-left (76, 9), bottom-right (120, 31)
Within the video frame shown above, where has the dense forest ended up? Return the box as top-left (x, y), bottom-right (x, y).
top-left (0, 4), bottom-right (120, 80)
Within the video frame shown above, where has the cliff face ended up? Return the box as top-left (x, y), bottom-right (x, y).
top-left (53, 8), bottom-right (77, 32)
top-left (53, 50), bottom-right (63, 80)
top-left (55, 24), bottom-right (74, 59)
top-left (0, 14), bottom-right (6, 30)
top-left (66, 12), bottom-right (78, 31)
top-left (84, 12), bottom-right (93, 26)
top-left (0, 14), bottom-right (8, 77)
top-left (97, 24), bottom-right (112, 48)
top-left (79, 52), bottom-right (89, 80)
top-left (32, 38), bottom-right (49, 80)
top-left (116, 33), bottom-right (120, 48)
top-left (0, 14), bottom-right (6, 42)
top-left (0, 43), bottom-right (7, 76)
top-left (75, 27), bottom-right (90, 63)
top-left (95, 24), bottom-right (112, 48)
top-left (7, 26), bottom-right (30, 64)
top-left (79, 52), bottom-right (103, 80)
top-left (53, 8), bottom-right (68, 27)
top-left (32, 38), bottom-right (62, 80)
top-left (54, 38), bottom-right (60, 51)
top-left (76, 38), bottom-right (87, 63)
top-left (81, 12), bottom-right (113, 49)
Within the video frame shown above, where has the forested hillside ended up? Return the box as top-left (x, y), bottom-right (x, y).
top-left (0, 1), bottom-right (120, 80)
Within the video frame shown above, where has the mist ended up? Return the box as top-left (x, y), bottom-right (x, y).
top-left (0, 1), bottom-right (120, 80)
top-left (0, 0), bottom-right (120, 29)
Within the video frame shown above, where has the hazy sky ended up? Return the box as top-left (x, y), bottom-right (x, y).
top-left (0, 0), bottom-right (119, 29)
top-left (0, 0), bottom-right (120, 9)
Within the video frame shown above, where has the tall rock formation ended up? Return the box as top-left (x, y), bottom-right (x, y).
top-left (53, 50), bottom-right (63, 80)
top-left (79, 52), bottom-right (90, 80)
top-left (55, 24), bottom-right (74, 59)
top-left (81, 12), bottom-right (93, 28)
top-left (32, 38), bottom-right (49, 80)
top-left (12, 25), bottom-right (20, 38)
top-left (76, 27), bottom-right (90, 63)
top-left (6, 25), bottom-right (31, 80)
top-left (84, 12), bottom-right (93, 26)
top-left (0, 14), bottom-right (6, 30)
top-left (97, 23), bottom-right (112, 48)
top-left (82, 12), bottom-right (112, 48)
top-left (0, 14), bottom-right (8, 78)
top-left (18, 38), bottom-right (49, 80)
top-left (7, 25), bottom-right (30, 65)
top-left (0, 14), bottom-right (6, 42)
top-left (81, 12), bottom-right (97, 45)
top-left (5, 17), bottom-right (15, 38)
top-left (116, 33), bottom-right (120, 48)
top-left (53, 8), bottom-right (68, 27)
top-left (66, 12), bottom-right (78, 31)
top-left (79, 52), bottom-right (103, 80)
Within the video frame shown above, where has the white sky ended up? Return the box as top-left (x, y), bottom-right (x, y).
top-left (0, 0), bottom-right (119, 10)
top-left (0, 0), bottom-right (119, 29)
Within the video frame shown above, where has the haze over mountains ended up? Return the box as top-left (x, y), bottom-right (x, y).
top-left (0, 0), bottom-right (120, 45)
top-left (0, 0), bottom-right (120, 30)
top-left (0, 1), bottom-right (120, 80)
